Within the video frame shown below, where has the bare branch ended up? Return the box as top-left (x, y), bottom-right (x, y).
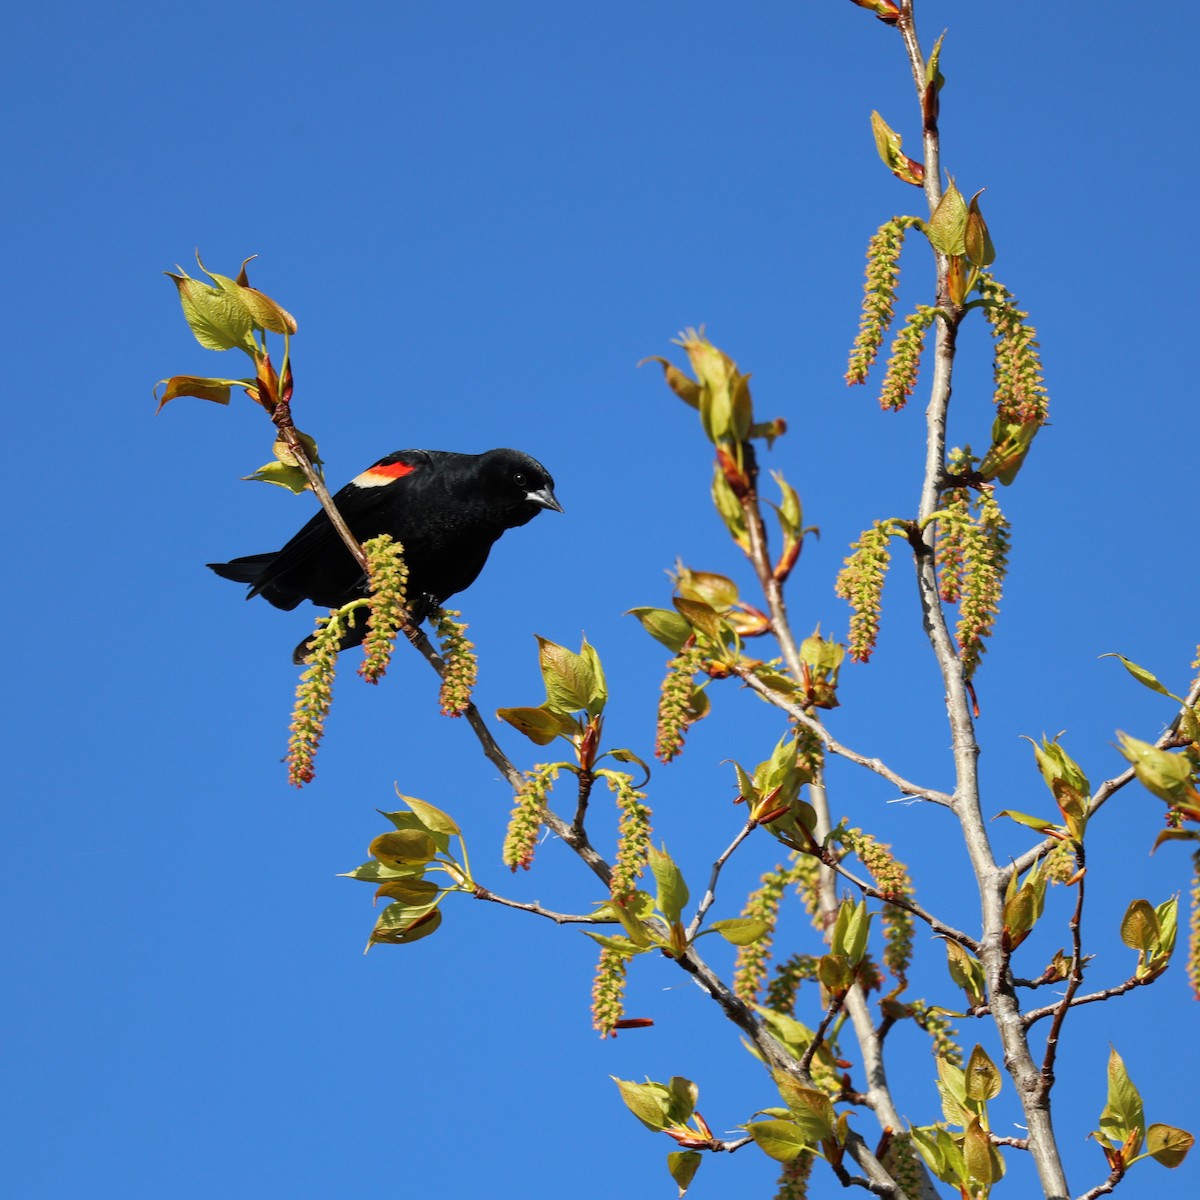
top-left (817, 845), bottom-right (980, 952)
top-left (800, 993), bottom-right (846, 1075)
top-left (1022, 973), bottom-right (1158, 1028)
top-left (686, 820), bottom-right (756, 941)
top-left (733, 666), bottom-right (953, 806)
top-left (1040, 847), bottom-right (1087, 1087)
top-left (470, 886), bottom-right (611, 926)
top-left (1072, 1169), bottom-right (1125, 1200)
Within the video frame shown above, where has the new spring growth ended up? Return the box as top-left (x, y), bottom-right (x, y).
top-left (431, 608), bottom-right (477, 716)
top-left (358, 535), bottom-right (410, 684)
top-left (156, 253), bottom-right (324, 494)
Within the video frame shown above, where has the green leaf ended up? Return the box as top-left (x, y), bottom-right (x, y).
top-left (676, 568), bottom-right (739, 612)
top-left (242, 461), bottom-right (312, 493)
top-left (639, 355), bottom-right (702, 408)
top-left (673, 597), bottom-right (725, 643)
top-left (772, 1073), bottom-right (834, 1142)
top-left (1099, 1047), bottom-right (1145, 1154)
top-left (964, 190), bottom-right (995, 268)
top-left (399, 793), bottom-right (461, 838)
top-left (602, 747), bottom-right (651, 787)
top-left (496, 705), bottom-right (573, 745)
top-left (578, 638), bottom-right (608, 715)
top-left (925, 179), bottom-right (968, 257)
top-left (1101, 653), bottom-right (1184, 703)
top-left (869, 110), bottom-right (922, 186)
top-left (667, 1076), bottom-right (698, 1123)
top-left (1146, 1123), bottom-right (1194, 1168)
top-left (963, 1116), bottom-right (1003, 1185)
top-left (165, 268), bottom-right (257, 353)
top-left (994, 809), bottom-right (1059, 834)
top-left (1155, 897), bottom-right (1179, 956)
top-left (582, 931), bottom-right (640, 955)
top-left (710, 918), bottom-right (771, 946)
top-left (373, 877), bottom-right (439, 905)
top-left (378, 810), bottom-right (451, 854)
top-left (537, 636), bottom-right (600, 716)
top-left (710, 466), bottom-right (750, 549)
top-left (1120, 899), bottom-right (1160, 952)
top-left (831, 898), bottom-right (871, 966)
top-left (744, 1119), bottom-right (811, 1163)
top-left (627, 607), bottom-right (692, 653)
top-left (369, 829), bottom-right (438, 868)
top-left (965, 1044), bottom-right (1002, 1103)
top-left (612, 1077), bottom-right (671, 1131)
top-left (154, 374), bottom-right (247, 411)
top-left (1026, 734), bottom-right (1091, 804)
top-left (338, 858), bottom-right (426, 883)
top-left (235, 283), bottom-right (298, 335)
top-left (647, 844), bottom-right (689, 926)
top-left (666, 1150), bottom-right (702, 1196)
top-left (368, 902), bottom-right (442, 946)
top-left (944, 939), bottom-right (986, 1006)
top-left (1116, 733), bottom-right (1198, 805)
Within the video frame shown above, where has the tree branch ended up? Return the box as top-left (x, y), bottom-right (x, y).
top-left (1005, 675), bottom-right (1200, 883)
top-left (733, 666), bottom-right (952, 806)
top-left (686, 820), bottom-right (756, 940)
top-left (1022, 973), bottom-right (1158, 1027)
top-left (1040, 848), bottom-right (1087, 1088)
top-left (471, 886), bottom-right (611, 925)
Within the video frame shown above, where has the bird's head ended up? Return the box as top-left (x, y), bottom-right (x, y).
top-left (480, 448), bottom-right (563, 526)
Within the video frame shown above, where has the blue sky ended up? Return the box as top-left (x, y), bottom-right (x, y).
top-left (4, 2), bottom-right (1197, 1197)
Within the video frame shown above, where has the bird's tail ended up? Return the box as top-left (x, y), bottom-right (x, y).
top-left (208, 553), bottom-right (275, 586)
top-left (208, 554), bottom-right (304, 610)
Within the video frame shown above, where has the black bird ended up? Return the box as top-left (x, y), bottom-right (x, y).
top-left (208, 447), bottom-right (562, 662)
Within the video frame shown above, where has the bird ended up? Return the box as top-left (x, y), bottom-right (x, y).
top-left (208, 447), bottom-right (562, 662)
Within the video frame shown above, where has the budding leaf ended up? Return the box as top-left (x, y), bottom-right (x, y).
top-left (925, 180), bottom-right (969, 257)
top-left (369, 903), bottom-right (442, 946)
top-left (369, 829), bottom-right (438, 868)
top-left (647, 844), bottom-right (689, 926)
top-left (612, 1077), bottom-right (671, 1131)
top-left (496, 705), bottom-right (569, 745)
top-left (965, 1044), bottom-right (1002, 1103)
top-left (536, 637), bottom-right (603, 716)
top-left (1120, 899), bottom-right (1160, 952)
top-left (400, 794), bottom-right (461, 838)
top-left (710, 918), bottom-right (771, 946)
top-left (1147, 1123), bottom-right (1194, 1168)
top-left (1098, 1047), bottom-right (1145, 1154)
top-left (744, 1119), bottom-right (811, 1163)
top-left (667, 1150), bottom-right (702, 1196)
top-left (165, 268), bottom-right (257, 353)
top-left (1101, 653), bottom-right (1184, 703)
top-left (628, 607), bottom-right (692, 654)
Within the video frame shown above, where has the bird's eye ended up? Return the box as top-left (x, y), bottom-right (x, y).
top-left (513, 472), bottom-right (527, 487)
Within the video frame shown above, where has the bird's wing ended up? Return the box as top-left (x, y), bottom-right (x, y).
top-left (254, 452), bottom-right (433, 591)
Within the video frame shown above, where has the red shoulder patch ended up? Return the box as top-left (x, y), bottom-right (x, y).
top-left (353, 461), bottom-right (418, 487)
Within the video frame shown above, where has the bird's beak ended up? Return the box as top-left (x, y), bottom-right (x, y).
top-left (527, 486), bottom-right (564, 513)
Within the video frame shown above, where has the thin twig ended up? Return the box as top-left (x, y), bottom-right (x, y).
top-left (1022, 973), bottom-right (1158, 1028)
top-left (800, 994), bottom-right (846, 1075)
top-left (572, 769), bottom-right (595, 839)
top-left (686, 820), bottom-right (756, 940)
top-left (1072, 1169), bottom-right (1125, 1200)
top-left (733, 667), bottom-right (952, 806)
top-left (1040, 847), bottom-right (1087, 1088)
top-left (816, 847), bottom-right (980, 952)
top-left (471, 886), bottom-right (611, 925)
